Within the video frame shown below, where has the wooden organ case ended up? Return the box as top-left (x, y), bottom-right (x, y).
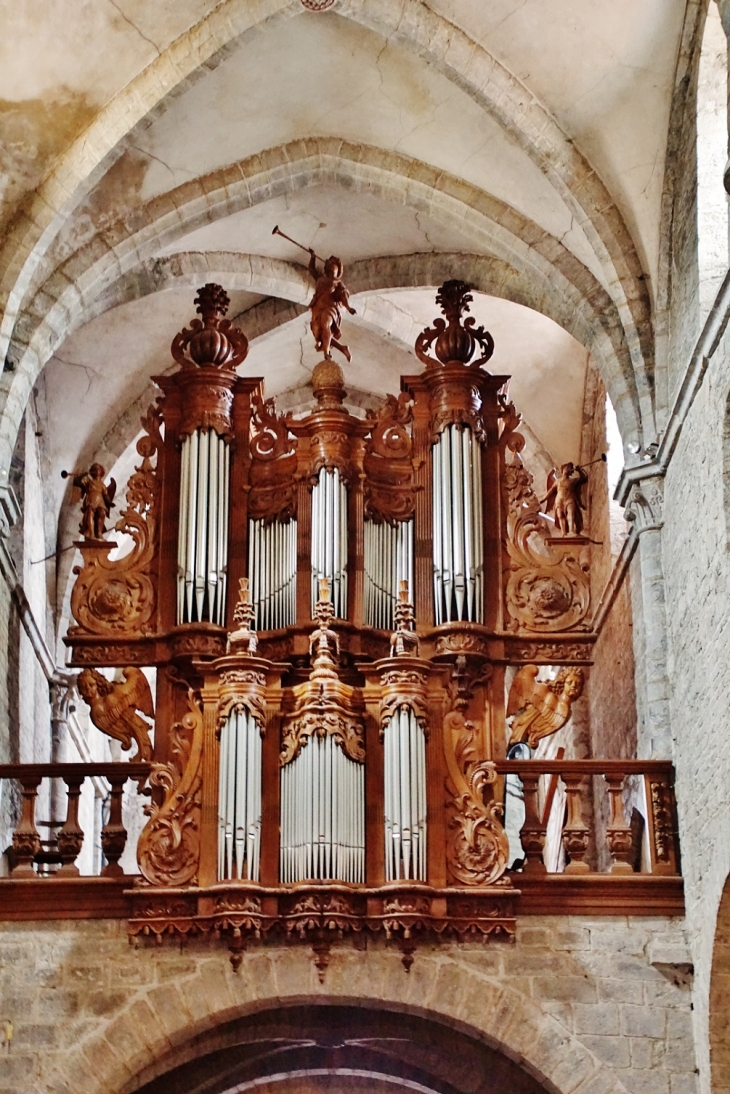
top-left (64, 280), bottom-right (596, 972)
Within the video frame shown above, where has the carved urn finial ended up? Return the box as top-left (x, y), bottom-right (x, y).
top-left (390, 580), bottom-right (420, 657)
top-left (415, 280), bottom-right (495, 370)
top-left (171, 283), bottom-right (249, 370)
top-left (311, 359), bottom-right (346, 408)
top-left (227, 578), bottom-right (258, 654)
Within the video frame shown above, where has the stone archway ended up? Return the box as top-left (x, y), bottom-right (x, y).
top-left (710, 873), bottom-right (730, 1093)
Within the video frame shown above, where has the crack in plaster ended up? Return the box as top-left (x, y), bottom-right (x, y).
top-left (106, 0), bottom-right (162, 57)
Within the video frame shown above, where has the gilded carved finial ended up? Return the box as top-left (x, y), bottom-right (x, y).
top-left (171, 283), bottom-right (249, 370)
top-left (227, 578), bottom-right (258, 654)
top-left (390, 580), bottom-right (420, 657)
top-left (415, 280), bottom-right (495, 370)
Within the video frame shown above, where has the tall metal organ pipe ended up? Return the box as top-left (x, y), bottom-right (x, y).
top-left (432, 423), bottom-right (484, 624)
top-left (280, 735), bottom-right (365, 883)
top-left (310, 467), bottom-right (348, 618)
top-left (177, 428), bottom-right (230, 625)
top-left (248, 518), bottom-right (297, 631)
top-left (364, 519), bottom-right (414, 630)
top-left (383, 704), bottom-right (427, 881)
top-left (217, 707), bottom-right (262, 881)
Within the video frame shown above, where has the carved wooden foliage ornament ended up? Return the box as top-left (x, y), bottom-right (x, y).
top-left (69, 405), bottom-right (161, 639)
top-left (502, 453), bottom-right (591, 633)
top-left (444, 708), bottom-right (509, 886)
top-left (248, 394), bottom-right (298, 524)
top-left (364, 392), bottom-right (417, 524)
top-left (137, 683), bottom-right (204, 887)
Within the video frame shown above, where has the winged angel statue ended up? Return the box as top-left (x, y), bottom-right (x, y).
top-left (507, 664), bottom-right (584, 750)
top-left (77, 667), bottom-right (154, 760)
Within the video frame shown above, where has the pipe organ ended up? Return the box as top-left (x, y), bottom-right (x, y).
top-left (64, 279), bottom-right (594, 971)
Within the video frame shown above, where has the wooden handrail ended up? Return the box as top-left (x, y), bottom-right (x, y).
top-left (0, 763), bottom-right (150, 779)
top-left (494, 759), bottom-right (674, 776)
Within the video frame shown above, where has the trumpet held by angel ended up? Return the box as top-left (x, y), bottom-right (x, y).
top-left (507, 664), bottom-right (584, 750)
top-left (77, 666), bottom-right (154, 761)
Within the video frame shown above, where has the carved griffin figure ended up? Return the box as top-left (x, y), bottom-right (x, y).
top-left (507, 664), bottom-right (584, 750)
top-left (77, 667), bottom-right (154, 760)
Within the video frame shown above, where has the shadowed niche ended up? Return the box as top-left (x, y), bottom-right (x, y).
top-left (129, 1004), bottom-right (552, 1094)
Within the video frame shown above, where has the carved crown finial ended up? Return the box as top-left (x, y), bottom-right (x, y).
top-left (415, 280), bottom-right (495, 370)
top-left (390, 579), bottom-right (420, 657)
top-left (171, 283), bottom-right (249, 370)
top-left (227, 578), bottom-right (258, 654)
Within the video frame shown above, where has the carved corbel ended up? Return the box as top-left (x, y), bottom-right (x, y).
top-left (137, 682), bottom-right (204, 887)
top-left (444, 707), bottom-right (509, 886)
top-left (624, 476), bottom-right (664, 533)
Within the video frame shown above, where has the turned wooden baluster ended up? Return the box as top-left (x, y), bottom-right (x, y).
top-left (519, 772), bottom-right (546, 874)
top-left (56, 775), bottom-right (85, 876)
top-left (10, 774), bottom-right (43, 877)
top-left (561, 774), bottom-right (590, 874)
top-left (101, 775), bottom-right (128, 877)
top-left (604, 773), bottom-right (634, 874)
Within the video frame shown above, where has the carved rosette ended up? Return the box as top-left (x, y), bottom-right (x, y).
top-left (502, 456), bottom-right (591, 633)
top-left (68, 406), bottom-right (161, 641)
top-left (444, 709), bottom-right (509, 886)
top-left (364, 392), bottom-right (417, 524)
top-left (137, 686), bottom-right (204, 887)
top-left (217, 668), bottom-right (267, 732)
top-left (248, 394), bottom-right (298, 524)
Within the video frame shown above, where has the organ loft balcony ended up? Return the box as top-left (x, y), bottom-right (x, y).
top-left (0, 280), bottom-right (682, 974)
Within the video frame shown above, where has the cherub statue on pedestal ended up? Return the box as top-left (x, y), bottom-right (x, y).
top-left (62, 463), bottom-right (116, 541)
top-left (307, 249), bottom-right (356, 363)
top-left (544, 462), bottom-right (588, 536)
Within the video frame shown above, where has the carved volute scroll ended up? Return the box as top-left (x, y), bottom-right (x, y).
top-left (168, 283), bottom-right (249, 438)
top-left (444, 706), bottom-right (509, 886)
top-left (280, 582), bottom-right (365, 766)
top-left (67, 405), bottom-right (162, 642)
top-left (364, 392), bottom-right (417, 524)
top-left (502, 450), bottom-right (591, 633)
top-left (248, 394), bottom-right (298, 524)
top-left (137, 682), bottom-right (204, 887)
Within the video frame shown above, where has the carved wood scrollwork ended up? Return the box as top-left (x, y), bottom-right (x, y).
top-left (248, 394), bottom-right (298, 524)
top-left (502, 455), bottom-right (591, 633)
top-left (137, 684), bottom-right (203, 887)
top-left (68, 405), bottom-right (161, 639)
top-left (444, 708), bottom-right (509, 886)
top-left (217, 668), bottom-right (267, 730)
top-left (364, 393), bottom-right (417, 524)
top-left (378, 664), bottom-right (430, 738)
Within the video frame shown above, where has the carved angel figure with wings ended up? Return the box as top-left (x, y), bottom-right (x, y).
top-left (544, 462), bottom-right (588, 536)
top-left (507, 664), bottom-right (584, 750)
top-left (77, 667), bottom-right (154, 760)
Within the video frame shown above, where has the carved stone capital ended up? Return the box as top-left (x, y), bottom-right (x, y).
top-left (624, 476), bottom-right (664, 533)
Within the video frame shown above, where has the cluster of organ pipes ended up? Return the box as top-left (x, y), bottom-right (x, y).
top-left (432, 423), bottom-right (484, 624)
top-left (310, 467), bottom-right (348, 618)
top-left (217, 706), bottom-right (263, 881)
top-left (248, 518), bottom-right (297, 631)
top-left (363, 518), bottom-right (415, 631)
top-left (279, 732), bottom-right (365, 884)
top-left (177, 428), bottom-right (230, 625)
top-left (383, 704), bottom-right (428, 881)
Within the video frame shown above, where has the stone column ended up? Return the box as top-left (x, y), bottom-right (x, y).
top-left (623, 474), bottom-right (672, 759)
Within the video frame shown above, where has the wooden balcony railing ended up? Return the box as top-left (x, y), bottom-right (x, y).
top-left (0, 757), bottom-right (682, 937)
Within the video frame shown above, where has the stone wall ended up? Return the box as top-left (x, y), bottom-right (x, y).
top-left (0, 916), bottom-right (696, 1094)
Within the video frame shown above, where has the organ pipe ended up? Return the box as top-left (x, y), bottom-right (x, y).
top-left (364, 519), bottom-right (414, 630)
top-left (432, 424), bottom-right (484, 624)
top-left (310, 467), bottom-right (348, 618)
top-left (177, 428), bottom-right (229, 625)
top-left (279, 733), bottom-right (365, 883)
top-left (217, 707), bottom-right (262, 881)
top-left (248, 518), bottom-right (297, 631)
top-left (383, 704), bottom-right (427, 881)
